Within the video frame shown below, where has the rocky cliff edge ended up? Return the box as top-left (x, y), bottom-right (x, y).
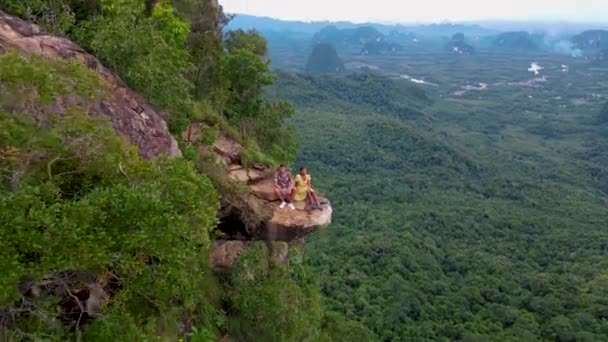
top-left (0, 12), bottom-right (332, 272)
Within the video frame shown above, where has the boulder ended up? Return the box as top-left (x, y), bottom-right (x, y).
top-left (250, 177), bottom-right (280, 202)
top-left (0, 11), bottom-right (180, 159)
top-left (213, 134), bottom-right (242, 164)
top-left (210, 241), bottom-right (248, 272)
top-left (269, 242), bottom-right (289, 266)
top-left (227, 167), bottom-right (250, 183)
top-left (210, 241), bottom-right (290, 272)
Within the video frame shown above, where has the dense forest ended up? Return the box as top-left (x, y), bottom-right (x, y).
top-left (0, 1), bottom-right (365, 341)
top-left (270, 70), bottom-right (608, 341)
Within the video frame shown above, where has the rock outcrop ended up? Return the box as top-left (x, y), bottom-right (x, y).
top-left (305, 43), bottom-right (345, 74)
top-left (210, 240), bottom-right (289, 272)
top-left (209, 130), bottom-right (333, 241)
top-left (0, 11), bottom-right (180, 159)
top-left (183, 123), bottom-right (332, 246)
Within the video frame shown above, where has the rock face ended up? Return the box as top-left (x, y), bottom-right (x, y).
top-left (210, 241), bottom-right (249, 272)
top-left (0, 11), bottom-right (180, 159)
top-left (210, 240), bottom-right (289, 272)
top-left (305, 43), bottom-right (345, 74)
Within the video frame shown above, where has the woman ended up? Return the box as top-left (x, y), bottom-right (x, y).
top-left (294, 167), bottom-right (322, 210)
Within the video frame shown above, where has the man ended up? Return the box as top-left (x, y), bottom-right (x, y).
top-left (274, 164), bottom-right (295, 210)
top-left (294, 167), bottom-right (322, 210)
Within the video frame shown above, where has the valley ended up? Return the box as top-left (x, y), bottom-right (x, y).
top-left (262, 19), bottom-right (608, 341)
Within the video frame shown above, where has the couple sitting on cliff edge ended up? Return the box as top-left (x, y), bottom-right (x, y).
top-left (274, 165), bottom-right (322, 211)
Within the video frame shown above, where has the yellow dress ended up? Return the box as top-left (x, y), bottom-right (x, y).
top-left (294, 174), bottom-right (311, 202)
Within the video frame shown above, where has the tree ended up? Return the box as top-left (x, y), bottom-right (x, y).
top-left (221, 31), bottom-right (274, 134)
top-left (225, 29), bottom-right (268, 56)
top-left (71, 0), bottom-right (195, 133)
top-left (173, 0), bottom-right (232, 104)
top-left (0, 0), bottom-right (76, 34)
top-left (222, 48), bottom-right (273, 134)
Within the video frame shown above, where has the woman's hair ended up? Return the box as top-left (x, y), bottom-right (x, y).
top-left (299, 167), bottom-right (306, 172)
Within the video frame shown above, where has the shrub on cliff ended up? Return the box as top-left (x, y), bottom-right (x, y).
top-left (0, 49), bottom-right (221, 341)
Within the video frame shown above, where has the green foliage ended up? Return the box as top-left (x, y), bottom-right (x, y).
top-left (225, 29), bottom-right (268, 56)
top-left (0, 4), bottom-right (318, 340)
top-left (273, 67), bottom-right (608, 341)
top-left (319, 312), bottom-right (378, 342)
top-left (270, 71), bottom-right (430, 120)
top-left (0, 51), bottom-right (105, 107)
top-left (174, 0), bottom-right (231, 104)
top-left (225, 243), bottom-right (324, 341)
top-left (222, 46), bottom-right (274, 124)
top-left (221, 30), bottom-right (298, 163)
top-left (0, 0), bottom-right (76, 35)
top-left (72, 0), bottom-right (194, 134)
top-left (0, 48), bottom-right (223, 341)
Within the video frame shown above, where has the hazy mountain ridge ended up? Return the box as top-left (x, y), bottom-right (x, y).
top-left (572, 29), bottom-right (608, 50)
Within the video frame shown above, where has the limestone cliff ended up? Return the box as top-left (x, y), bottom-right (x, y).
top-left (0, 11), bottom-right (180, 159)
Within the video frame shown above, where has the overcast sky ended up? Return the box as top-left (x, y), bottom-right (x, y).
top-left (219, 0), bottom-right (608, 23)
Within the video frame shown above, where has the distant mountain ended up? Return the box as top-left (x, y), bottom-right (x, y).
top-left (226, 15), bottom-right (498, 38)
top-left (449, 33), bottom-right (475, 54)
top-left (226, 14), bottom-right (356, 34)
top-left (572, 30), bottom-right (608, 50)
top-left (312, 26), bottom-right (384, 46)
top-left (493, 31), bottom-right (542, 50)
top-left (361, 40), bottom-right (403, 55)
top-left (305, 43), bottom-right (345, 74)
top-left (405, 23), bottom-right (498, 37)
